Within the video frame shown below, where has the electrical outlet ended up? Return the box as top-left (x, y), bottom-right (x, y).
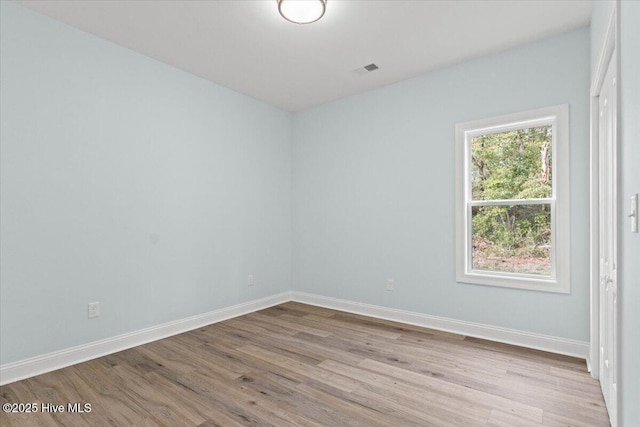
top-left (248, 274), bottom-right (255, 286)
top-left (386, 279), bottom-right (394, 291)
top-left (88, 302), bottom-right (100, 319)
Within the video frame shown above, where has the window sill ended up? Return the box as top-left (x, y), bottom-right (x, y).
top-left (456, 271), bottom-right (570, 294)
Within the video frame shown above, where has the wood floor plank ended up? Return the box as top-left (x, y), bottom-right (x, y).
top-left (236, 344), bottom-right (360, 393)
top-left (319, 358), bottom-right (494, 425)
top-left (0, 379), bottom-right (60, 427)
top-left (245, 312), bottom-right (333, 337)
top-left (110, 364), bottom-right (207, 426)
top-left (303, 313), bottom-right (404, 340)
top-left (260, 302), bottom-right (333, 318)
top-left (0, 303), bottom-right (609, 426)
top-left (543, 410), bottom-right (610, 427)
top-left (487, 409), bottom-right (543, 427)
top-left (358, 358), bottom-right (546, 423)
top-left (329, 311), bottom-right (466, 341)
top-left (21, 371), bottom-right (95, 427)
top-left (143, 371), bottom-right (247, 427)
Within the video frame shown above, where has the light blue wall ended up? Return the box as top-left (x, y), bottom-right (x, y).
top-left (0, 2), bottom-right (292, 365)
top-left (620, 2), bottom-right (640, 425)
top-left (292, 29), bottom-right (591, 341)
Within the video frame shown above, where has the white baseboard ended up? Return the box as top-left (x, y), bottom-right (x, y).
top-left (0, 292), bottom-right (292, 386)
top-left (291, 292), bottom-right (589, 359)
top-left (1, 290), bottom-right (589, 386)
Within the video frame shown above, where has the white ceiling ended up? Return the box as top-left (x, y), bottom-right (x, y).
top-left (17, 0), bottom-right (592, 112)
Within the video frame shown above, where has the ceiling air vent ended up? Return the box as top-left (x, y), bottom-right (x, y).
top-left (354, 63), bottom-right (379, 75)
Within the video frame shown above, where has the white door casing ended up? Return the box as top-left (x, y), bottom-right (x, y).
top-left (598, 48), bottom-right (618, 427)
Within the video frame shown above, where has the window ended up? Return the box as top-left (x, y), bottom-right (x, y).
top-left (455, 105), bottom-right (570, 293)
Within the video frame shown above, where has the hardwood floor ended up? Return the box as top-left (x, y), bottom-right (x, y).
top-left (0, 302), bottom-right (609, 426)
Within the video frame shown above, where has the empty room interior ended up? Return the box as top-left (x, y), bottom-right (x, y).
top-left (1, 0), bottom-right (639, 426)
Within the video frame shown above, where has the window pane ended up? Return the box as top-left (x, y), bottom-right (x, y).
top-left (472, 204), bottom-right (551, 276)
top-left (471, 126), bottom-right (552, 200)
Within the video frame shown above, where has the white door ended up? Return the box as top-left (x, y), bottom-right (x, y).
top-left (598, 50), bottom-right (618, 426)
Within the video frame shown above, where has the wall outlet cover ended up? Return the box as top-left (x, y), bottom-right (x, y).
top-left (88, 302), bottom-right (100, 319)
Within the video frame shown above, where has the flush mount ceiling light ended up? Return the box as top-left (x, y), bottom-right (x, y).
top-left (278, 0), bottom-right (327, 24)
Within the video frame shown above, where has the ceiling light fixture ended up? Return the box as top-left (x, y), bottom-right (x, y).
top-left (278, 0), bottom-right (327, 24)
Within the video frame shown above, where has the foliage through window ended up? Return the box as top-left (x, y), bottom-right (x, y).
top-left (471, 127), bottom-right (552, 275)
top-left (456, 106), bottom-right (570, 293)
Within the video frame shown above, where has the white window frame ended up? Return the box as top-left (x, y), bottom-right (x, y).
top-left (455, 105), bottom-right (571, 293)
